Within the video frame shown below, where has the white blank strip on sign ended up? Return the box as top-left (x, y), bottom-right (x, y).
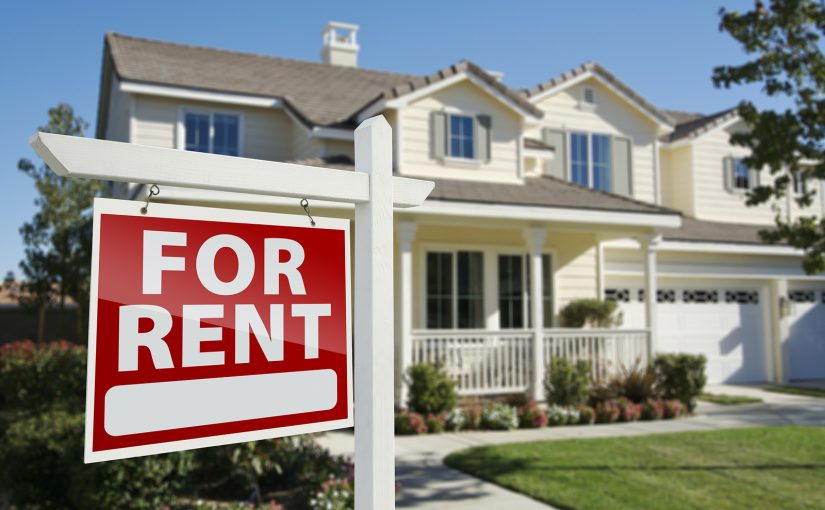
top-left (104, 370), bottom-right (338, 436)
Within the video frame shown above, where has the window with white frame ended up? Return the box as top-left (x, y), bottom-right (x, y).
top-left (569, 132), bottom-right (612, 192)
top-left (733, 158), bottom-right (750, 190)
top-left (183, 111), bottom-right (240, 156)
top-left (448, 114), bottom-right (475, 159)
top-left (426, 251), bottom-right (484, 329)
top-left (792, 171), bottom-right (808, 195)
top-left (498, 253), bottom-right (553, 329)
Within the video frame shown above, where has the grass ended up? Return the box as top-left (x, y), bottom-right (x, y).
top-left (763, 385), bottom-right (825, 398)
top-left (445, 426), bottom-right (825, 510)
top-left (699, 393), bottom-right (763, 405)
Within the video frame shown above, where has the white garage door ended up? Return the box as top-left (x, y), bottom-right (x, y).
top-left (787, 288), bottom-right (825, 381)
top-left (606, 284), bottom-right (768, 384)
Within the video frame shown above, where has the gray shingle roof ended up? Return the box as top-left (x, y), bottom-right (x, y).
top-left (659, 216), bottom-right (771, 245)
top-left (521, 61), bottom-right (676, 126)
top-left (288, 156), bottom-right (678, 216)
top-left (104, 33), bottom-right (541, 128)
top-left (663, 107), bottom-right (738, 143)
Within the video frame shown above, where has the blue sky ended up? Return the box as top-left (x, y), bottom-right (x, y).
top-left (1, 0), bottom-right (777, 277)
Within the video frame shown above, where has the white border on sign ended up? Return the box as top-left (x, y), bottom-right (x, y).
top-left (84, 197), bottom-right (353, 463)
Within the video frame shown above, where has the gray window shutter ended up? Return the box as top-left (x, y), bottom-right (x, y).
top-left (611, 136), bottom-right (633, 197)
top-left (475, 114), bottom-right (492, 162)
top-left (723, 157), bottom-right (735, 192)
top-left (748, 167), bottom-right (760, 189)
top-left (431, 111), bottom-right (447, 159)
top-left (542, 127), bottom-right (566, 179)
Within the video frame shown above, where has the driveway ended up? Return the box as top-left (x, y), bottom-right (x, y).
top-left (318, 385), bottom-right (825, 509)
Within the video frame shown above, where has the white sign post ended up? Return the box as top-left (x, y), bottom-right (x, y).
top-left (31, 115), bottom-right (433, 509)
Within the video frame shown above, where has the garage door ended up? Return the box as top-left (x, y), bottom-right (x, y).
top-left (606, 284), bottom-right (768, 384)
top-left (787, 288), bottom-right (825, 381)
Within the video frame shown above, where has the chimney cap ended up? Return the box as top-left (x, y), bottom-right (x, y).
top-left (321, 21), bottom-right (360, 35)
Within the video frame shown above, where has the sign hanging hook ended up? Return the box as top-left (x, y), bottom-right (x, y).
top-left (140, 184), bottom-right (160, 215)
top-left (300, 198), bottom-right (316, 226)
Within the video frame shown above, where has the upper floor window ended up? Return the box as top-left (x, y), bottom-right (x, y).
top-left (724, 156), bottom-right (758, 192)
top-left (569, 132), bottom-right (612, 192)
top-left (792, 171), bottom-right (808, 195)
top-left (183, 111), bottom-right (240, 156)
top-left (449, 115), bottom-right (475, 159)
top-left (734, 159), bottom-right (750, 190)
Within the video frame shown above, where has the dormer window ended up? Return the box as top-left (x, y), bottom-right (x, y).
top-left (449, 114), bottom-right (475, 159)
top-left (734, 159), bottom-right (750, 189)
top-left (182, 111), bottom-right (241, 156)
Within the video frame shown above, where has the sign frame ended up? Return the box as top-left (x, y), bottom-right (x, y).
top-left (85, 198), bottom-right (353, 463)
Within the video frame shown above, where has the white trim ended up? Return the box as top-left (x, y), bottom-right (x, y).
top-left (653, 138), bottom-right (662, 205)
top-left (604, 238), bottom-right (804, 256)
top-left (523, 148), bottom-right (555, 160)
top-left (121, 80), bottom-right (282, 109)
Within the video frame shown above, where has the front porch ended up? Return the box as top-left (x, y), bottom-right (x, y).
top-left (394, 215), bottom-right (666, 404)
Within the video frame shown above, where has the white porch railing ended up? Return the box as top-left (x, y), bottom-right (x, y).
top-left (410, 328), bottom-right (649, 396)
top-left (543, 329), bottom-right (650, 381)
top-left (411, 330), bottom-right (533, 395)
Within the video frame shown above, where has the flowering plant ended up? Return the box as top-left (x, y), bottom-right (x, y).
top-left (425, 413), bottom-right (446, 433)
top-left (576, 404), bottom-right (596, 424)
top-left (663, 399), bottom-right (685, 419)
top-left (594, 401), bottom-right (621, 423)
top-left (395, 409), bottom-right (427, 435)
top-left (480, 403), bottom-right (518, 430)
top-left (547, 404), bottom-right (580, 426)
top-left (309, 477), bottom-right (353, 510)
top-left (616, 397), bottom-right (641, 422)
top-left (445, 407), bottom-right (467, 431)
top-left (517, 400), bottom-right (548, 428)
top-left (641, 398), bottom-right (665, 420)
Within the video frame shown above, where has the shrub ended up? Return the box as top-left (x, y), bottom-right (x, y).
top-left (309, 477), bottom-right (353, 510)
top-left (577, 404), bottom-right (596, 424)
top-left (547, 405), bottom-right (580, 426)
top-left (615, 397), bottom-right (641, 422)
top-left (463, 401), bottom-right (484, 430)
top-left (425, 413), bottom-right (446, 433)
top-left (517, 400), bottom-right (547, 428)
top-left (663, 399), bottom-right (685, 419)
top-left (544, 357), bottom-right (590, 406)
top-left (0, 340), bottom-right (87, 416)
top-left (588, 380), bottom-right (618, 407)
top-left (559, 299), bottom-right (620, 328)
top-left (445, 408), bottom-right (467, 432)
top-left (395, 409), bottom-right (427, 435)
top-left (613, 361), bottom-right (659, 403)
top-left (653, 353), bottom-right (707, 412)
top-left (480, 403), bottom-right (518, 430)
top-left (406, 363), bottom-right (458, 415)
top-left (0, 410), bottom-right (192, 509)
top-left (641, 398), bottom-right (665, 421)
top-left (594, 401), bottom-right (620, 424)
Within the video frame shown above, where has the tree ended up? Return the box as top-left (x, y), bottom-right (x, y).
top-left (16, 104), bottom-right (103, 342)
top-left (713, 0), bottom-right (825, 274)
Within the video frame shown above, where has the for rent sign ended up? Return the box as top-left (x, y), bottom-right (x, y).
top-left (85, 198), bottom-right (352, 462)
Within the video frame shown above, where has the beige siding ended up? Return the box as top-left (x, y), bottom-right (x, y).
top-left (323, 139), bottom-right (354, 158)
top-left (399, 79), bottom-right (522, 182)
top-left (552, 232), bottom-right (599, 312)
top-left (290, 120), bottom-right (323, 160)
top-left (660, 145), bottom-right (695, 216)
top-left (132, 95), bottom-right (294, 161)
top-left (692, 123), bottom-right (777, 224)
top-left (105, 75), bottom-right (130, 143)
top-left (528, 78), bottom-right (661, 203)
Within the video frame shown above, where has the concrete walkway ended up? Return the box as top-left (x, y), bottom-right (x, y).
top-left (318, 385), bottom-right (825, 509)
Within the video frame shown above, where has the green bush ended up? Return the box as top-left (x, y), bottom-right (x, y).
top-left (406, 363), bottom-right (458, 414)
top-left (559, 299), bottom-right (620, 328)
top-left (653, 353), bottom-right (707, 412)
top-left (0, 410), bottom-right (192, 509)
top-left (480, 403), bottom-right (518, 430)
top-left (0, 340), bottom-right (87, 416)
top-left (544, 357), bottom-right (590, 406)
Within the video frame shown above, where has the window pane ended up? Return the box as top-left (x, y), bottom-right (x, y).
top-left (213, 114), bottom-right (239, 156)
top-left (592, 134), bottom-right (611, 192)
top-left (498, 255), bottom-right (524, 329)
top-left (426, 252), bottom-right (453, 329)
top-left (457, 251), bottom-right (484, 329)
top-left (185, 113), bottom-right (210, 153)
top-left (448, 114), bottom-right (475, 159)
top-left (734, 159), bottom-right (750, 189)
top-left (570, 132), bottom-right (589, 187)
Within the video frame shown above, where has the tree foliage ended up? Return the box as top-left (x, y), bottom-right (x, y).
top-left (16, 103), bottom-right (104, 340)
top-left (713, 0), bottom-right (825, 273)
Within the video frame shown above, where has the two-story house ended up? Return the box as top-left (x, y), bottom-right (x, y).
top-left (96, 24), bottom-right (825, 403)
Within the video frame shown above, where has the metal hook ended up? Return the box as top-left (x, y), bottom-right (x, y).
top-left (140, 184), bottom-right (160, 215)
top-left (300, 198), bottom-right (316, 226)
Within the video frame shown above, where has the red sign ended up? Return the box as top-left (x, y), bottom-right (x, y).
top-left (85, 198), bottom-right (352, 462)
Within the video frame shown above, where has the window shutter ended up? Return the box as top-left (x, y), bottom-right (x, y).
top-left (748, 167), bottom-right (760, 190)
top-left (611, 136), bottom-right (633, 197)
top-left (431, 111), bottom-right (447, 159)
top-left (475, 114), bottom-right (492, 162)
top-left (723, 157), bottom-right (735, 192)
top-left (542, 128), bottom-right (567, 179)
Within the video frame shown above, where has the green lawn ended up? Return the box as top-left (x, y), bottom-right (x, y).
top-left (445, 427), bottom-right (825, 510)
top-left (763, 385), bottom-right (825, 398)
top-left (699, 392), bottom-right (763, 405)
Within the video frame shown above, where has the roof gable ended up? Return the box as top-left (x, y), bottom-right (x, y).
top-left (522, 61), bottom-right (675, 128)
top-left (663, 107), bottom-right (739, 143)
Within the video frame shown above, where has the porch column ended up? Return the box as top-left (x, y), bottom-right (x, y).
top-left (525, 227), bottom-right (547, 402)
top-left (397, 221), bottom-right (418, 407)
top-left (642, 234), bottom-right (661, 358)
top-left (770, 279), bottom-right (790, 383)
